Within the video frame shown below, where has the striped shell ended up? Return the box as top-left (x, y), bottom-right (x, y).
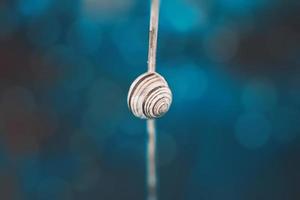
top-left (127, 72), bottom-right (172, 119)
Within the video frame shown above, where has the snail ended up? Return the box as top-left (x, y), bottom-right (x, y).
top-left (127, 72), bottom-right (172, 119)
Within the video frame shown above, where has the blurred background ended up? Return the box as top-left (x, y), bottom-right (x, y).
top-left (0, 0), bottom-right (300, 199)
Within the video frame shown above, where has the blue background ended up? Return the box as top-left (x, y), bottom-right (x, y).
top-left (0, 0), bottom-right (300, 199)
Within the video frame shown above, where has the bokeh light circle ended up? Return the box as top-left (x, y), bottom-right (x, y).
top-left (36, 177), bottom-right (73, 200)
top-left (235, 112), bottom-right (271, 149)
top-left (163, 63), bottom-right (208, 104)
top-left (38, 45), bottom-right (95, 91)
top-left (82, 0), bottom-right (135, 21)
top-left (242, 78), bottom-right (278, 113)
top-left (111, 19), bottom-right (148, 70)
top-left (203, 25), bottom-right (239, 63)
top-left (26, 16), bottom-right (61, 48)
top-left (67, 18), bottom-right (102, 55)
top-left (271, 106), bottom-right (300, 144)
top-left (162, 0), bottom-right (206, 32)
top-left (18, 0), bottom-right (52, 17)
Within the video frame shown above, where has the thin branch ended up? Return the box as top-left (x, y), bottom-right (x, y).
top-left (147, 119), bottom-right (157, 200)
top-left (147, 1), bottom-right (160, 199)
top-left (147, 0), bottom-right (160, 73)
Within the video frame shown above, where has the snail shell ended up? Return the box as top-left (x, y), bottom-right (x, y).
top-left (127, 72), bottom-right (172, 119)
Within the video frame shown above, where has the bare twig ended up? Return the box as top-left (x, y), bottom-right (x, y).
top-left (147, 0), bottom-right (160, 73)
top-left (147, 119), bottom-right (157, 200)
top-left (147, 0), bottom-right (160, 199)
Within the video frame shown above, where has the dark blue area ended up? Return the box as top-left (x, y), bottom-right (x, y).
top-left (0, 0), bottom-right (299, 199)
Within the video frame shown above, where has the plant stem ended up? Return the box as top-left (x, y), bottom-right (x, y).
top-left (148, 0), bottom-right (160, 73)
top-left (147, 119), bottom-right (157, 200)
top-left (147, 0), bottom-right (160, 199)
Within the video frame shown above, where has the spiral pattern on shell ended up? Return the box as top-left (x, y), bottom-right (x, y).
top-left (127, 72), bottom-right (172, 119)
